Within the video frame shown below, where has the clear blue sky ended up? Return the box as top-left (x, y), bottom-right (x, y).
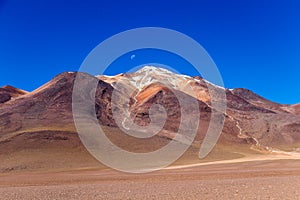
top-left (0, 0), bottom-right (299, 104)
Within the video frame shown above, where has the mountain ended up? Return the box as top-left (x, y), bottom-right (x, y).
top-left (0, 66), bottom-right (299, 172)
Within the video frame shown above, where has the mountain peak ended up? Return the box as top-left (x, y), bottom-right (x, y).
top-left (135, 66), bottom-right (175, 75)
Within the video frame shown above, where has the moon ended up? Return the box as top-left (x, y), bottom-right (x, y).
top-left (130, 54), bottom-right (136, 60)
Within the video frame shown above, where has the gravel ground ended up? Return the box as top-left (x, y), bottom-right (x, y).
top-left (1, 176), bottom-right (300, 200)
top-left (1, 160), bottom-right (300, 200)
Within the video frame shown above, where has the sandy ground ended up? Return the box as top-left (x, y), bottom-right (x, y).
top-left (1, 158), bottom-right (300, 200)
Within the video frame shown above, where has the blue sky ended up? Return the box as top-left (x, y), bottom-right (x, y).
top-left (0, 0), bottom-right (299, 104)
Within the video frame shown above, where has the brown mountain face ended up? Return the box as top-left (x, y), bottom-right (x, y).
top-left (290, 104), bottom-right (300, 115)
top-left (0, 85), bottom-right (28, 103)
top-left (0, 66), bottom-right (299, 172)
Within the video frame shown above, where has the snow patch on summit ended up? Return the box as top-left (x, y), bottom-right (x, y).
top-left (133, 66), bottom-right (225, 90)
top-left (128, 66), bottom-right (197, 91)
top-left (97, 65), bottom-right (225, 94)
